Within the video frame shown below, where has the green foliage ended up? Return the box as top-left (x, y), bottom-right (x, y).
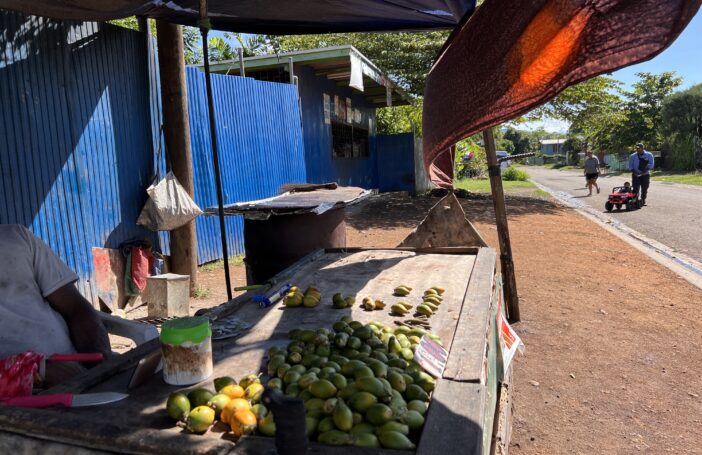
top-left (273, 32), bottom-right (449, 96)
top-left (377, 101), bottom-right (423, 135)
top-left (661, 83), bottom-right (702, 170)
top-left (502, 166), bottom-right (529, 181)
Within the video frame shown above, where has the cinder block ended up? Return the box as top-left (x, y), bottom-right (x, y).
top-left (145, 273), bottom-right (190, 318)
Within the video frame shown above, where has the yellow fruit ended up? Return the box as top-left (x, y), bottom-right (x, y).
top-left (431, 286), bottom-right (445, 295)
top-left (245, 382), bottom-right (265, 403)
top-left (239, 373), bottom-right (261, 390)
top-left (393, 287), bottom-right (410, 296)
top-left (229, 409), bottom-right (258, 437)
top-left (391, 304), bottom-right (408, 315)
top-left (363, 300), bottom-right (376, 311)
top-left (213, 376), bottom-right (238, 392)
top-left (186, 405), bottom-right (215, 434)
top-left (220, 398), bottom-right (251, 424)
top-left (303, 295), bottom-right (320, 307)
top-left (220, 384), bottom-right (246, 399)
top-left (374, 300), bottom-right (386, 309)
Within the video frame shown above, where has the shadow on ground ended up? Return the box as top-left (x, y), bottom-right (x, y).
top-left (346, 192), bottom-right (566, 233)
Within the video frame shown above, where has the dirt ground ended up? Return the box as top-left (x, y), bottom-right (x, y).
top-left (177, 192), bottom-right (701, 453)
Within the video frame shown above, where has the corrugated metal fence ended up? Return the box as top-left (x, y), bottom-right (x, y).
top-left (186, 68), bottom-right (307, 263)
top-left (0, 10), bottom-right (307, 298)
top-left (0, 12), bottom-right (157, 300)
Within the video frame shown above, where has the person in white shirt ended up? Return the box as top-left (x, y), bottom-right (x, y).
top-left (0, 224), bottom-right (110, 386)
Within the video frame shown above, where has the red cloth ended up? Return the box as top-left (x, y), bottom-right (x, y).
top-left (423, 0), bottom-right (702, 187)
top-left (130, 247), bottom-right (154, 293)
top-left (0, 351), bottom-right (42, 399)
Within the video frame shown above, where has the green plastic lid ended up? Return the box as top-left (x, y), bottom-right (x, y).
top-left (160, 316), bottom-right (212, 345)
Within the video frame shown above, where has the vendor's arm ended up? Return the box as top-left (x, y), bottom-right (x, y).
top-left (647, 152), bottom-right (655, 170)
top-left (46, 284), bottom-right (111, 357)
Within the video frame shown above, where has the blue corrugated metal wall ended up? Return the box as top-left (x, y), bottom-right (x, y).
top-left (0, 10), bottom-right (308, 298)
top-left (0, 11), bottom-right (158, 301)
top-left (186, 68), bottom-right (307, 263)
top-left (377, 133), bottom-right (416, 193)
top-left (296, 65), bottom-right (378, 188)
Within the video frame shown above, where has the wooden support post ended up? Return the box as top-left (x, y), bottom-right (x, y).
top-left (483, 128), bottom-right (520, 322)
top-left (156, 21), bottom-right (198, 294)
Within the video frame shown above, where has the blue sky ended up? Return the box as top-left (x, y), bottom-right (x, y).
top-left (611, 10), bottom-right (702, 91)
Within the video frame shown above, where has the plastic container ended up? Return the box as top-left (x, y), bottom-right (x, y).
top-left (160, 316), bottom-right (213, 385)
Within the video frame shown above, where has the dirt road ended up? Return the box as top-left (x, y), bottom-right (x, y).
top-left (527, 166), bottom-right (702, 263)
top-left (188, 192), bottom-right (702, 454)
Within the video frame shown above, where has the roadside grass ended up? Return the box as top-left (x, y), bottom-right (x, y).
top-left (530, 188), bottom-right (552, 198)
top-left (199, 255), bottom-right (245, 272)
top-left (544, 163), bottom-right (578, 171)
top-left (653, 172), bottom-right (702, 186)
top-left (454, 178), bottom-right (537, 193)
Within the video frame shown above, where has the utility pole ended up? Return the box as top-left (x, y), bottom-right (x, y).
top-left (156, 21), bottom-right (198, 294)
top-left (483, 128), bottom-right (520, 322)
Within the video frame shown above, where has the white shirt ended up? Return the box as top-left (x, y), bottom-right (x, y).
top-left (0, 225), bottom-right (78, 357)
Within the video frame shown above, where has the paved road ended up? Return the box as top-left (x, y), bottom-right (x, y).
top-left (527, 166), bottom-right (702, 263)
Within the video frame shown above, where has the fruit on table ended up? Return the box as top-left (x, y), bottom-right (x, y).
top-left (187, 388), bottom-right (214, 408)
top-left (214, 376), bottom-right (237, 392)
top-left (186, 405), bottom-right (215, 434)
top-left (250, 403), bottom-right (268, 420)
top-left (229, 409), bottom-right (258, 437)
top-left (166, 392), bottom-right (191, 422)
top-left (207, 393), bottom-right (231, 420)
top-left (219, 383), bottom-right (245, 399)
top-left (220, 398), bottom-right (252, 424)
top-left (416, 304), bottom-right (433, 316)
top-left (393, 285), bottom-right (412, 296)
top-left (284, 285), bottom-right (322, 308)
top-left (239, 373), bottom-right (261, 390)
top-left (245, 382), bottom-right (265, 403)
top-left (256, 317), bottom-right (444, 449)
top-left (391, 304), bottom-right (409, 316)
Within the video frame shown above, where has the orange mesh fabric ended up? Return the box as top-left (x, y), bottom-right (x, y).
top-left (423, 0), bottom-right (702, 186)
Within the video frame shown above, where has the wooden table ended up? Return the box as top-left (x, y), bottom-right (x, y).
top-left (0, 247), bottom-right (509, 455)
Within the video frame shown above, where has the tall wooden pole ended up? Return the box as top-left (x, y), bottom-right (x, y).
top-left (156, 21), bottom-right (198, 294)
top-left (483, 128), bottom-right (520, 322)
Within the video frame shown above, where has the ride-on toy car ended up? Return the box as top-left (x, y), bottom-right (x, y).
top-left (605, 186), bottom-right (642, 211)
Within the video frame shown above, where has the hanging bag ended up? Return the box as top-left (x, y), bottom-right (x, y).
top-left (137, 127), bottom-right (203, 231)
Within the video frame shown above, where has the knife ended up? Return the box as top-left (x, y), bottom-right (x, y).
top-left (1, 392), bottom-right (127, 408)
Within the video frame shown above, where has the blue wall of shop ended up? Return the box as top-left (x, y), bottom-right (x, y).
top-left (0, 10), bottom-right (307, 300)
top-left (296, 64), bottom-right (379, 188)
top-left (377, 133), bottom-right (416, 193)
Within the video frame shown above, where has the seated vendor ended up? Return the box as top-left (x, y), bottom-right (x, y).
top-left (0, 224), bottom-right (111, 386)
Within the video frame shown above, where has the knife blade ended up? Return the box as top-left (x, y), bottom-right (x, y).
top-left (2, 392), bottom-right (127, 408)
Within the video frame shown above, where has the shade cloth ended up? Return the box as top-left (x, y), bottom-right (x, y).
top-left (423, 0), bottom-right (702, 187)
top-left (0, 0), bottom-right (474, 34)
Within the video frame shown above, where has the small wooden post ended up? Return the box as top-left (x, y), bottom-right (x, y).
top-left (483, 128), bottom-right (520, 322)
top-left (156, 21), bottom-right (198, 294)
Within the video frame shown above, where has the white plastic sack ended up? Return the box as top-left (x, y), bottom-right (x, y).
top-left (137, 171), bottom-right (203, 231)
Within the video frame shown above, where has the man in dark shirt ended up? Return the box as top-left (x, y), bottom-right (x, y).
top-left (628, 143), bottom-right (654, 205)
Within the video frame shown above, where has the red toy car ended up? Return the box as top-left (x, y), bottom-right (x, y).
top-left (605, 186), bottom-right (642, 211)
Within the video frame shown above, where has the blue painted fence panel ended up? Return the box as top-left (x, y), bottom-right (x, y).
top-left (0, 12), bottom-right (158, 301)
top-left (376, 133), bottom-right (416, 193)
top-left (186, 68), bottom-right (307, 263)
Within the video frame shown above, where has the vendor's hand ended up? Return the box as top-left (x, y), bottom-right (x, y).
top-left (43, 361), bottom-right (87, 388)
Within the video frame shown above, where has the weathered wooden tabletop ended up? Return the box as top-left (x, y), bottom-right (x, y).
top-left (0, 248), bottom-right (499, 455)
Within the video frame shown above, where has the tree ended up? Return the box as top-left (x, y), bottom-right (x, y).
top-left (619, 72), bottom-right (683, 149)
top-left (661, 83), bottom-right (702, 170)
top-left (376, 102), bottom-right (423, 135)
top-left (273, 32), bottom-right (449, 97)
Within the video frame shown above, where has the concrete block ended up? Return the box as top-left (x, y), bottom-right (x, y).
top-left (145, 273), bottom-right (190, 318)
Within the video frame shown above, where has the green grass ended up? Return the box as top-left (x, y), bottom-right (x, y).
top-left (193, 285), bottom-right (211, 299)
top-left (454, 179), bottom-right (537, 193)
top-left (198, 255), bottom-right (245, 272)
top-left (530, 188), bottom-right (552, 198)
top-left (653, 172), bottom-right (702, 186)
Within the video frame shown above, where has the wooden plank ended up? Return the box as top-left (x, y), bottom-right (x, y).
top-left (0, 407), bottom-right (234, 455)
top-left (7, 249), bottom-right (490, 453)
top-left (491, 367), bottom-right (513, 455)
top-left (41, 338), bottom-right (161, 394)
top-left (416, 379), bottom-right (487, 455)
top-left (442, 248), bottom-right (496, 382)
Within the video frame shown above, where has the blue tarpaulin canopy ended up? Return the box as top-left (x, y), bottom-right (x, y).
top-left (0, 0), bottom-right (475, 33)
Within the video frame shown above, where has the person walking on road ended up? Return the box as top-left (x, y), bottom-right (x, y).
top-left (583, 151), bottom-right (600, 196)
top-left (628, 143), bottom-right (654, 205)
